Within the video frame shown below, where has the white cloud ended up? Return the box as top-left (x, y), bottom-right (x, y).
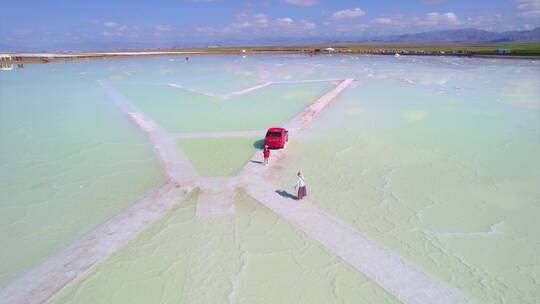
top-left (103, 21), bottom-right (117, 27)
top-left (276, 17), bottom-right (294, 25)
top-left (103, 31), bottom-right (118, 37)
top-left (421, 0), bottom-right (448, 4)
top-left (371, 12), bottom-right (460, 27)
top-left (282, 0), bottom-right (318, 6)
top-left (230, 13), bottom-right (269, 29)
top-left (516, 0), bottom-right (540, 18)
top-left (301, 20), bottom-right (317, 30)
top-left (332, 8), bottom-right (366, 19)
top-left (195, 26), bottom-right (217, 34)
top-left (155, 25), bottom-right (174, 32)
top-left (463, 13), bottom-right (510, 30)
top-left (219, 13), bottom-right (317, 36)
top-left (372, 17), bottom-right (393, 25)
top-left (421, 12), bottom-right (459, 25)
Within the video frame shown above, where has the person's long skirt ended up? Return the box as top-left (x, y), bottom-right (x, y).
top-left (297, 186), bottom-right (307, 200)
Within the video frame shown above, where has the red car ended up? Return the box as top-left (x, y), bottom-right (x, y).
top-left (264, 127), bottom-right (289, 149)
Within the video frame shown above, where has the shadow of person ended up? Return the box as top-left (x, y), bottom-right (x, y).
top-left (253, 139), bottom-right (265, 150)
top-left (250, 160), bottom-right (263, 164)
top-left (275, 189), bottom-right (297, 200)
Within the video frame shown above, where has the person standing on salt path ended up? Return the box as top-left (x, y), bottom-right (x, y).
top-left (295, 171), bottom-right (307, 200)
top-left (263, 145), bottom-right (270, 166)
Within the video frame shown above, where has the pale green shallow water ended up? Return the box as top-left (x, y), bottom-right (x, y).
top-left (114, 81), bottom-right (335, 132)
top-left (272, 71), bottom-right (540, 303)
top-left (50, 192), bottom-right (399, 304)
top-left (1, 55), bottom-right (539, 303)
top-left (177, 137), bottom-right (259, 176)
top-left (0, 65), bottom-right (165, 287)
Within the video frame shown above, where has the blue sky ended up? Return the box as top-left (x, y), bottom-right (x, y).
top-left (1, 0), bottom-right (539, 48)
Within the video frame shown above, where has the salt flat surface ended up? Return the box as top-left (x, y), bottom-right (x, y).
top-left (242, 178), bottom-right (469, 304)
top-left (0, 183), bottom-right (191, 304)
top-left (1, 55), bottom-right (539, 304)
top-left (113, 81), bottom-right (336, 132)
top-left (270, 58), bottom-right (540, 303)
top-left (50, 193), bottom-right (400, 304)
top-left (0, 66), bottom-right (165, 288)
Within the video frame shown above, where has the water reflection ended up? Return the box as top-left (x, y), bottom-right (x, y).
top-left (0, 64), bottom-right (13, 71)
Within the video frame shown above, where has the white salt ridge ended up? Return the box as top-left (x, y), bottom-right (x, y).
top-left (222, 82), bottom-right (272, 99)
top-left (285, 78), bottom-right (355, 130)
top-left (195, 177), bottom-right (237, 216)
top-left (101, 82), bottom-right (197, 183)
top-left (168, 78), bottom-right (343, 100)
top-left (128, 112), bottom-right (157, 132)
top-left (167, 83), bottom-right (220, 99)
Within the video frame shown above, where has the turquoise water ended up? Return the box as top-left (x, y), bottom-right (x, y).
top-left (1, 55), bottom-right (539, 303)
top-left (271, 58), bottom-right (540, 303)
top-left (0, 62), bottom-right (165, 287)
top-left (114, 81), bottom-right (334, 132)
top-left (51, 192), bottom-right (399, 304)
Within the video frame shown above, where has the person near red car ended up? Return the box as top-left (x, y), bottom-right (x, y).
top-left (263, 145), bottom-right (270, 166)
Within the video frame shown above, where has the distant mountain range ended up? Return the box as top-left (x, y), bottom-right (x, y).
top-left (224, 27), bottom-right (540, 46)
top-left (355, 27), bottom-right (540, 44)
top-left (1, 27), bottom-right (539, 52)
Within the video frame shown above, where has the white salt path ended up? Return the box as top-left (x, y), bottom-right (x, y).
top-left (101, 82), bottom-right (197, 183)
top-left (167, 83), bottom-right (220, 99)
top-left (0, 183), bottom-right (193, 304)
top-left (195, 177), bottom-right (237, 216)
top-left (222, 82), bottom-right (272, 99)
top-left (167, 78), bottom-right (344, 100)
top-left (285, 78), bottom-right (355, 130)
top-left (128, 112), bottom-right (158, 132)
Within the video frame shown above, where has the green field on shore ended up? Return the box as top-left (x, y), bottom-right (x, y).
top-left (183, 43), bottom-right (540, 56)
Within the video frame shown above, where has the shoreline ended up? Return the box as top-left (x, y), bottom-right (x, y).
top-left (1, 49), bottom-right (539, 66)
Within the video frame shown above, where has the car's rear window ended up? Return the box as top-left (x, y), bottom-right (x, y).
top-left (266, 131), bottom-right (282, 137)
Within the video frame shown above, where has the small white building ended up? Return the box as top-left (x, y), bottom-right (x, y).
top-left (496, 48), bottom-right (512, 55)
top-left (0, 54), bottom-right (12, 62)
top-left (325, 47), bottom-right (335, 52)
